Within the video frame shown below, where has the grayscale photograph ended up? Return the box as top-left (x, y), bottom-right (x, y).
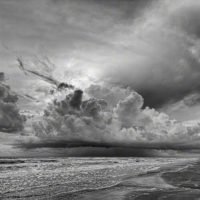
top-left (1, 0), bottom-right (200, 199)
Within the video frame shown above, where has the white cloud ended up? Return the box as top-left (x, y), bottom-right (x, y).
top-left (18, 84), bottom-right (200, 150)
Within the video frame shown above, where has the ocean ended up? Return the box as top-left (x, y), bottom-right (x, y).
top-left (0, 157), bottom-right (200, 200)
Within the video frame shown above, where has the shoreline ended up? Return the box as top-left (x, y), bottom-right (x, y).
top-left (54, 158), bottom-right (199, 200)
top-left (1, 157), bottom-right (199, 200)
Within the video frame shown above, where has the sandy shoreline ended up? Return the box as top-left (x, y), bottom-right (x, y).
top-left (53, 158), bottom-right (200, 200)
top-left (1, 157), bottom-right (199, 200)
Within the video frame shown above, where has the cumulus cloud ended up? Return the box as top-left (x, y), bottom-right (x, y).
top-left (0, 73), bottom-right (25, 132)
top-left (86, 84), bottom-right (131, 107)
top-left (19, 84), bottom-right (200, 150)
top-left (114, 92), bottom-right (147, 128)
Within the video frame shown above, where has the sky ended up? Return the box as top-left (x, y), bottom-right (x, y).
top-left (1, 0), bottom-right (200, 157)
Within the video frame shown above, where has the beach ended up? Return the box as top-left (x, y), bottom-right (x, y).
top-left (0, 157), bottom-right (199, 200)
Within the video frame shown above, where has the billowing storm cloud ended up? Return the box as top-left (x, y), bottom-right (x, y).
top-left (1, 0), bottom-right (200, 112)
top-left (101, 0), bottom-right (200, 109)
top-left (1, 0), bottom-right (200, 156)
top-left (18, 84), bottom-right (200, 151)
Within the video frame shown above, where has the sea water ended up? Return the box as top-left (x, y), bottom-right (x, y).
top-left (0, 157), bottom-right (199, 199)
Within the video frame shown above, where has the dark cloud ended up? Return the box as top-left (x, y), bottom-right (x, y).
top-left (169, 4), bottom-right (200, 37)
top-left (69, 89), bottom-right (83, 110)
top-left (105, 39), bottom-right (200, 108)
top-left (0, 84), bottom-right (18, 103)
top-left (17, 137), bottom-right (200, 151)
top-left (101, 0), bottom-right (200, 109)
top-left (15, 144), bottom-right (160, 157)
top-left (57, 82), bottom-right (74, 90)
top-left (0, 74), bottom-right (25, 132)
top-left (0, 72), bottom-right (5, 82)
top-left (0, 100), bottom-right (24, 132)
top-left (2, 0), bottom-right (200, 113)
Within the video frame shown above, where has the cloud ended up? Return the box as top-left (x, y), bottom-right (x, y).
top-left (0, 72), bottom-right (5, 82)
top-left (82, 98), bottom-right (107, 118)
top-left (99, 0), bottom-right (200, 109)
top-left (114, 92), bottom-right (147, 128)
top-left (0, 73), bottom-right (25, 132)
top-left (1, 0), bottom-right (200, 155)
top-left (69, 89), bottom-right (83, 110)
top-left (86, 84), bottom-right (132, 107)
top-left (183, 93), bottom-right (200, 107)
top-left (162, 93), bottom-right (200, 121)
top-left (0, 100), bottom-right (24, 132)
top-left (18, 84), bottom-right (200, 150)
top-left (2, 0), bottom-right (200, 114)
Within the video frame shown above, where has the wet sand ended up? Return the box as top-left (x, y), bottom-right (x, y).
top-left (56, 159), bottom-right (200, 200)
top-left (1, 157), bottom-right (199, 200)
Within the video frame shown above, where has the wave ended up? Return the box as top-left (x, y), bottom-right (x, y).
top-left (161, 160), bottom-right (200, 190)
top-left (128, 160), bottom-right (200, 200)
